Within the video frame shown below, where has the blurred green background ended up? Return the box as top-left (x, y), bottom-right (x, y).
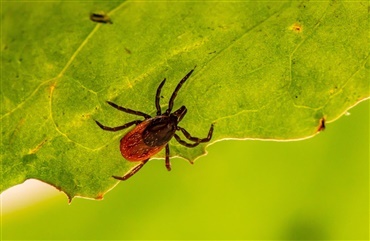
top-left (2, 101), bottom-right (368, 240)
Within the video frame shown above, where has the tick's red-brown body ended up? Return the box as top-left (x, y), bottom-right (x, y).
top-left (95, 67), bottom-right (214, 180)
top-left (120, 118), bottom-right (165, 162)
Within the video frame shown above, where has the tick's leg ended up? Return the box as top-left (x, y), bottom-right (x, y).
top-left (156, 78), bottom-right (166, 115)
top-left (95, 120), bottom-right (141, 132)
top-left (107, 101), bottom-right (151, 119)
top-left (177, 124), bottom-right (214, 143)
top-left (174, 134), bottom-right (200, 148)
top-left (165, 144), bottom-right (171, 171)
top-left (112, 159), bottom-right (149, 181)
top-left (165, 66), bottom-right (196, 115)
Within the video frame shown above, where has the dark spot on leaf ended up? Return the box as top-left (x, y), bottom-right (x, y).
top-left (291, 23), bottom-right (302, 33)
top-left (19, 57), bottom-right (23, 62)
top-left (22, 153), bottom-right (37, 164)
top-left (90, 12), bottom-right (112, 24)
top-left (295, 95), bottom-right (298, 98)
top-left (329, 86), bottom-right (339, 95)
top-left (208, 51), bottom-right (216, 54)
top-left (125, 48), bottom-right (132, 54)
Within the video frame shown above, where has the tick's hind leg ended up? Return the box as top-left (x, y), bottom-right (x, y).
top-left (174, 134), bottom-right (201, 147)
top-left (174, 124), bottom-right (214, 147)
top-left (107, 101), bottom-right (151, 119)
top-left (165, 144), bottom-right (171, 171)
top-left (112, 159), bottom-right (149, 181)
top-left (177, 124), bottom-right (214, 143)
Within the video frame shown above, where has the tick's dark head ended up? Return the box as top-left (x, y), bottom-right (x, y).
top-left (171, 105), bottom-right (187, 123)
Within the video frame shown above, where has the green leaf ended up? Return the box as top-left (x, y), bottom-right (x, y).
top-left (1, 1), bottom-right (368, 200)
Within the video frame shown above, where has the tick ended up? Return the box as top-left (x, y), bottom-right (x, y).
top-left (95, 67), bottom-right (214, 180)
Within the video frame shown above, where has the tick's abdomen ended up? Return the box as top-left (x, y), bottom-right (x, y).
top-left (120, 119), bottom-right (165, 162)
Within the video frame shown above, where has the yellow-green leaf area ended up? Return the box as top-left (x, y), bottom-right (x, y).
top-left (1, 1), bottom-right (368, 200)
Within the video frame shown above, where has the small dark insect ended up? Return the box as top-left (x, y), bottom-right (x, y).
top-left (90, 12), bottom-right (112, 24)
top-left (95, 67), bottom-right (214, 180)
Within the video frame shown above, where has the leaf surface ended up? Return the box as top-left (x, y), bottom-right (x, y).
top-left (1, 1), bottom-right (369, 200)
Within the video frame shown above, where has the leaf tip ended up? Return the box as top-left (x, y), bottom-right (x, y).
top-left (317, 117), bottom-right (326, 132)
top-left (95, 193), bottom-right (105, 200)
